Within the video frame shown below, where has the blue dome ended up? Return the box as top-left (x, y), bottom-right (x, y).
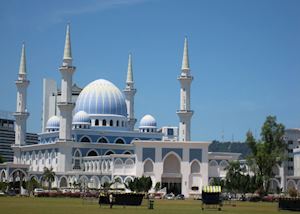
top-left (139, 114), bottom-right (157, 128)
top-left (73, 111), bottom-right (91, 124)
top-left (46, 116), bottom-right (60, 129)
top-left (75, 79), bottom-right (127, 116)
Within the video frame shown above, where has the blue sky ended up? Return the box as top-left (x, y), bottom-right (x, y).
top-left (0, 0), bottom-right (300, 142)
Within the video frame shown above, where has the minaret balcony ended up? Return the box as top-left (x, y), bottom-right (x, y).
top-left (176, 110), bottom-right (194, 118)
top-left (177, 75), bottom-right (193, 81)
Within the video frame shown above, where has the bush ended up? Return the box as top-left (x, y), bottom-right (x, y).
top-left (288, 188), bottom-right (298, 198)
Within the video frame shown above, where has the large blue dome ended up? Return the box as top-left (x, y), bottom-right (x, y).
top-left (75, 79), bottom-right (127, 116)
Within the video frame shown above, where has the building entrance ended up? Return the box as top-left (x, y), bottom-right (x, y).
top-left (161, 177), bottom-right (181, 195)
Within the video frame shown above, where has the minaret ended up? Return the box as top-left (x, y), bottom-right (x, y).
top-left (14, 43), bottom-right (30, 146)
top-left (57, 24), bottom-right (76, 141)
top-left (123, 53), bottom-right (137, 130)
top-left (176, 37), bottom-right (193, 141)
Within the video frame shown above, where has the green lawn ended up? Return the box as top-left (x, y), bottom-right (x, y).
top-left (0, 197), bottom-right (280, 214)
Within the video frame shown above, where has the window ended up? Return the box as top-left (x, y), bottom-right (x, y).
top-left (116, 120), bottom-right (119, 127)
top-left (110, 120), bottom-right (113, 126)
top-left (105, 151), bottom-right (114, 155)
top-left (98, 137), bottom-right (108, 143)
top-left (167, 128), bottom-right (174, 136)
top-left (122, 121), bottom-right (124, 127)
top-left (87, 150), bottom-right (98, 156)
top-left (103, 120), bottom-right (107, 126)
top-left (191, 186), bottom-right (199, 191)
top-left (288, 141), bottom-right (293, 145)
top-left (115, 139), bottom-right (125, 144)
top-left (95, 119), bottom-right (99, 126)
top-left (81, 137), bottom-right (91, 142)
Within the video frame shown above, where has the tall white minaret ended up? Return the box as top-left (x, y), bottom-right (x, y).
top-left (14, 43), bottom-right (30, 146)
top-left (123, 53), bottom-right (137, 130)
top-left (58, 24), bottom-right (76, 141)
top-left (177, 37), bottom-right (193, 141)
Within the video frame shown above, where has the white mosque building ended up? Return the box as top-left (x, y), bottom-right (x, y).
top-left (0, 25), bottom-right (243, 197)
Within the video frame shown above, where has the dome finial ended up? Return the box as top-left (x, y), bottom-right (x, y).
top-left (126, 53), bottom-right (133, 83)
top-left (19, 42), bottom-right (27, 76)
top-left (63, 23), bottom-right (72, 66)
top-left (181, 36), bottom-right (190, 71)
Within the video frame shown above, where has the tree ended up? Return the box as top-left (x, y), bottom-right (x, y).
top-left (210, 178), bottom-right (225, 191)
top-left (246, 116), bottom-right (286, 195)
top-left (0, 155), bottom-right (5, 163)
top-left (128, 176), bottom-right (152, 193)
top-left (26, 177), bottom-right (41, 195)
top-left (154, 182), bottom-right (161, 192)
top-left (225, 161), bottom-right (245, 194)
top-left (42, 167), bottom-right (55, 190)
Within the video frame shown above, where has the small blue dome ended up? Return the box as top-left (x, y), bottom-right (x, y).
top-left (46, 116), bottom-right (60, 129)
top-left (139, 114), bottom-right (157, 128)
top-left (73, 111), bottom-right (91, 124)
top-left (75, 79), bottom-right (127, 116)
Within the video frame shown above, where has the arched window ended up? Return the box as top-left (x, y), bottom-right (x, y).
top-left (103, 120), bottom-right (107, 126)
top-left (124, 151), bottom-right (131, 155)
top-left (115, 139), bottom-right (125, 144)
top-left (110, 120), bottom-right (113, 126)
top-left (191, 161), bottom-right (201, 174)
top-left (144, 159), bottom-right (154, 173)
top-left (98, 137), bottom-right (108, 143)
top-left (95, 119), bottom-right (99, 126)
top-left (73, 150), bottom-right (81, 170)
top-left (80, 137), bottom-right (91, 142)
top-left (105, 151), bottom-right (114, 155)
top-left (116, 120), bottom-right (119, 127)
top-left (87, 150), bottom-right (98, 156)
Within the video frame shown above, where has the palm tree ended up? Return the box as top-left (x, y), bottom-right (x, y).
top-left (42, 167), bottom-right (55, 190)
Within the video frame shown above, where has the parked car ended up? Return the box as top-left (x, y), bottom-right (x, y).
top-left (164, 193), bottom-right (175, 200)
top-left (6, 189), bottom-right (16, 196)
top-left (175, 194), bottom-right (185, 200)
top-left (0, 191), bottom-right (5, 196)
top-left (34, 188), bottom-right (44, 196)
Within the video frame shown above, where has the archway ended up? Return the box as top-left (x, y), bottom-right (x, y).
top-left (9, 169), bottom-right (27, 194)
top-left (59, 177), bottom-right (68, 188)
top-left (98, 137), bottom-right (108, 143)
top-left (269, 179), bottom-right (280, 193)
top-left (115, 138), bottom-right (125, 144)
top-left (80, 136), bottom-right (91, 143)
top-left (87, 150), bottom-right (98, 156)
top-left (191, 160), bottom-right (201, 174)
top-left (287, 180), bottom-right (296, 190)
top-left (0, 170), bottom-right (6, 182)
top-left (208, 160), bottom-right (219, 177)
top-left (161, 153), bottom-right (182, 195)
top-left (89, 176), bottom-right (100, 189)
top-left (144, 159), bottom-right (154, 173)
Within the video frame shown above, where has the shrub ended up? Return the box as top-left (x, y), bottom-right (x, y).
top-left (288, 188), bottom-right (298, 198)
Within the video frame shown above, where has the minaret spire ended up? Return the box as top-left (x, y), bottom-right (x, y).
top-left (177, 37), bottom-right (193, 142)
top-left (181, 36), bottom-right (189, 71)
top-left (63, 23), bottom-right (72, 66)
top-left (14, 43), bottom-right (30, 149)
top-left (58, 24), bottom-right (76, 142)
top-left (126, 53), bottom-right (133, 83)
top-left (123, 53), bottom-right (137, 130)
top-left (19, 43), bottom-right (26, 76)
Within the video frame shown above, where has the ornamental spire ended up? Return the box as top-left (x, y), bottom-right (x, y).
top-left (18, 43), bottom-right (26, 76)
top-left (181, 36), bottom-right (190, 71)
top-left (63, 23), bottom-right (72, 66)
top-left (126, 53), bottom-right (133, 83)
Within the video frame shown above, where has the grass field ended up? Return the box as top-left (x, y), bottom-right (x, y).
top-left (0, 197), bottom-right (281, 214)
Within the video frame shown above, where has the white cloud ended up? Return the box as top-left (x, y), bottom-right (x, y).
top-left (51, 0), bottom-right (148, 23)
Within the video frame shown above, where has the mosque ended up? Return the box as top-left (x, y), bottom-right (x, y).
top-left (0, 25), bottom-right (240, 197)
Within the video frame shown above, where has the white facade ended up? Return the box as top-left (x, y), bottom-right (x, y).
top-left (0, 26), bottom-right (217, 197)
